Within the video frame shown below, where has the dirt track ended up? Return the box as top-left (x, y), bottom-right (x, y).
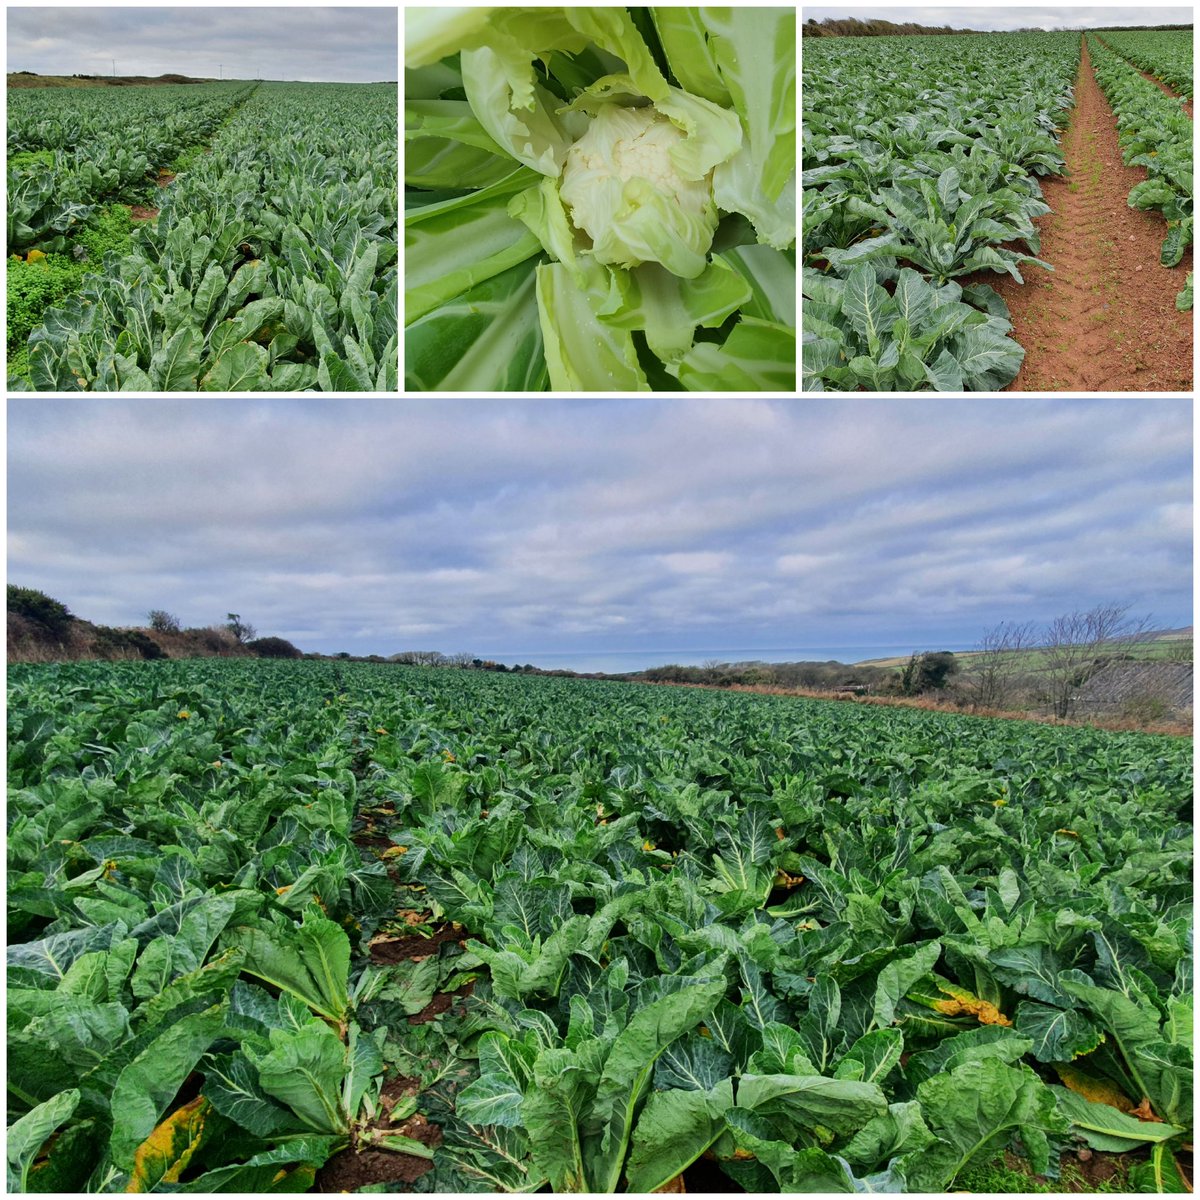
top-left (988, 40), bottom-right (1192, 392)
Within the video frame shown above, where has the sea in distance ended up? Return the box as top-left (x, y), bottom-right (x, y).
top-left (484, 644), bottom-right (971, 676)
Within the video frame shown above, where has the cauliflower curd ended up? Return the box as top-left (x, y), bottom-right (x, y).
top-left (559, 106), bottom-right (718, 277)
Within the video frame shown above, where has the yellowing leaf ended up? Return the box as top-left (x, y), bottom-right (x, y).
top-left (933, 983), bottom-right (1012, 1026)
top-left (1056, 1064), bottom-right (1135, 1112)
top-left (126, 1096), bottom-right (208, 1192)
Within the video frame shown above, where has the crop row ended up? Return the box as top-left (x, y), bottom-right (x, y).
top-left (802, 33), bottom-right (1079, 391)
top-left (1098, 30), bottom-right (1193, 100)
top-left (1087, 35), bottom-right (1193, 309)
top-left (10, 84), bottom-right (397, 392)
top-left (8, 659), bottom-right (1192, 1192)
top-left (7, 84), bottom-right (253, 254)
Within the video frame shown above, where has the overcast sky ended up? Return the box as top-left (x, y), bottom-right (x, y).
top-left (7, 7), bottom-right (397, 83)
top-left (6, 399), bottom-right (1191, 668)
top-left (804, 5), bottom-right (1193, 31)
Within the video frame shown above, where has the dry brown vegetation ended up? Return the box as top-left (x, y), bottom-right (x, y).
top-left (7, 612), bottom-right (250, 664)
top-left (638, 678), bottom-right (1192, 737)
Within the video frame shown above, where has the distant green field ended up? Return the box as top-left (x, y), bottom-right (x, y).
top-left (858, 628), bottom-right (1192, 671)
top-left (7, 72), bottom-right (217, 89)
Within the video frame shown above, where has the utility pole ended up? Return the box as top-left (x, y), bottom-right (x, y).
top-left (111, 59), bottom-right (115, 77)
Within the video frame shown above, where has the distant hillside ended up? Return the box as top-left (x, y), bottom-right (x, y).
top-left (855, 627), bottom-right (1193, 669)
top-left (7, 586), bottom-right (300, 663)
top-left (8, 71), bottom-right (216, 89)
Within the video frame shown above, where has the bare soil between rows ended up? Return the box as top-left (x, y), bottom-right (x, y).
top-left (988, 40), bottom-right (1192, 391)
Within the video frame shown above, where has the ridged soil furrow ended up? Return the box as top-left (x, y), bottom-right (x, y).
top-left (982, 39), bottom-right (1192, 391)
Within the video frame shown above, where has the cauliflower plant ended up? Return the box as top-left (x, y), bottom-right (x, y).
top-left (405, 8), bottom-right (796, 392)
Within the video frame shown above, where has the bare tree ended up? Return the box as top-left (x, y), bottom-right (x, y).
top-left (147, 609), bottom-right (181, 634)
top-left (1040, 603), bottom-right (1152, 719)
top-left (968, 620), bottom-right (1036, 711)
top-left (225, 613), bottom-right (256, 644)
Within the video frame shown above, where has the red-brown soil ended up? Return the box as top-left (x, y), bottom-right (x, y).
top-left (989, 40), bottom-right (1192, 391)
top-left (314, 1120), bottom-right (441, 1191)
top-left (367, 924), bottom-right (465, 965)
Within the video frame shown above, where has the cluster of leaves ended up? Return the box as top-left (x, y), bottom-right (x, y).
top-left (8, 660), bottom-right (1192, 1193)
top-left (1098, 31), bottom-right (1192, 100)
top-left (803, 264), bottom-right (1024, 391)
top-left (803, 32), bottom-right (1079, 391)
top-left (10, 84), bottom-right (397, 392)
top-left (1088, 35), bottom-right (1194, 309)
top-left (405, 7), bottom-right (795, 392)
top-left (7, 663), bottom-right (443, 1190)
top-left (7, 84), bottom-right (251, 254)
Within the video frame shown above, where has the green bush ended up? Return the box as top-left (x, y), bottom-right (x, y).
top-left (248, 636), bottom-right (302, 659)
top-left (93, 625), bottom-right (166, 660)
top-left (7, 585), bottom-right (72, 635)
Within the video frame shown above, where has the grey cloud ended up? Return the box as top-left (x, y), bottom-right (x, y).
top-left (7, 8), bottom-right (396, 82)
top-left (7, 399), bottom-right (1192, 663)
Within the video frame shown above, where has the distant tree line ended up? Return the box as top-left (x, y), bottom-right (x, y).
top-left (387, 651), bottom-right (544, 674)
top-left (634, 652), bottom-right (956, 696)
top-left (803, 18), bottom-right (983, 37)
top-left (804, 18), bottom-right (1191, 38)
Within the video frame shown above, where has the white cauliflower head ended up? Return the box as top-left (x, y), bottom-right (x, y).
top-left (559, 105), bottom-right (718, 278)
